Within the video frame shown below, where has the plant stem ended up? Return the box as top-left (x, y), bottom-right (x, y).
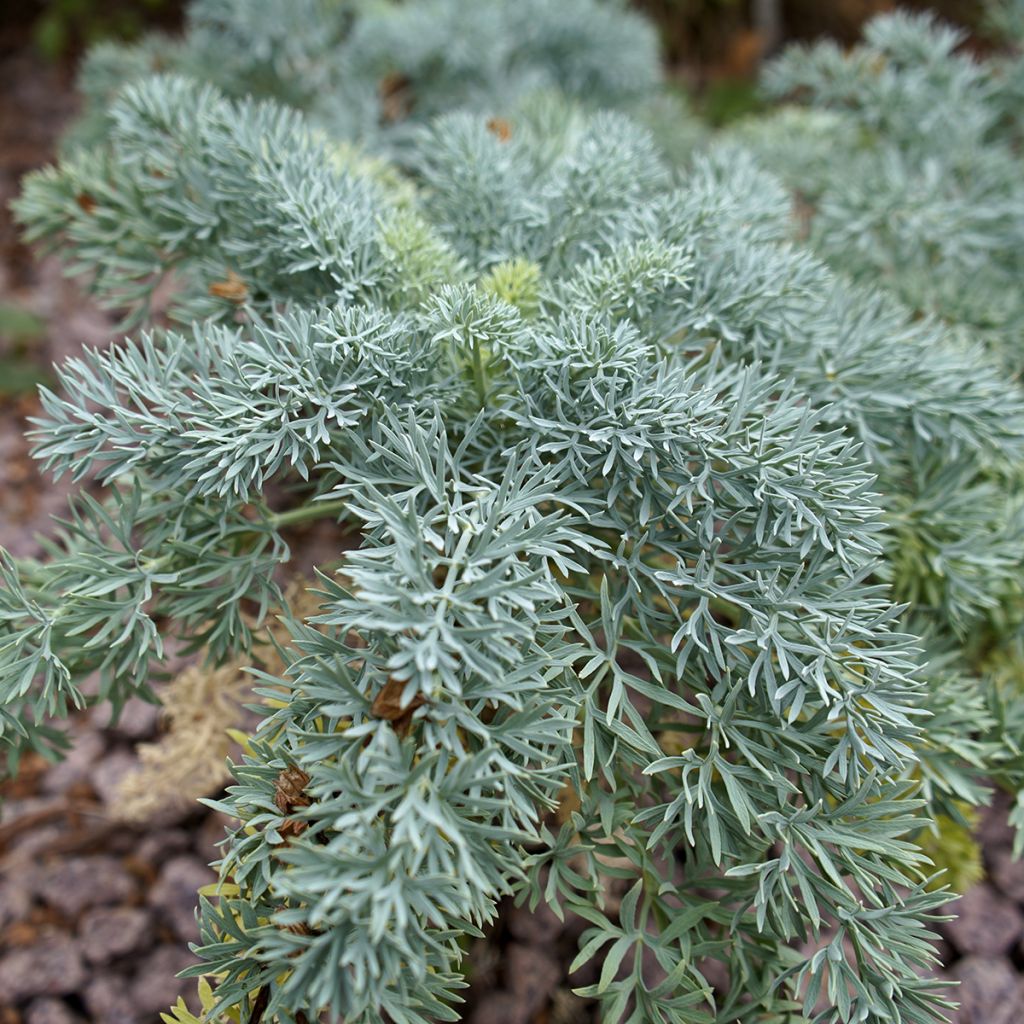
top-left (471, 339), bottom-right (488, 407)
top-left (268, 498), bottom-right (348, 530)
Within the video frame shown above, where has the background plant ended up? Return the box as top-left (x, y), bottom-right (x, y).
top-left (726, 4), bottom-right (1024, 878)
top-left (732, 8), bottom-right (1024, 370)
top-left (66, 0), bottom-right (684, 153)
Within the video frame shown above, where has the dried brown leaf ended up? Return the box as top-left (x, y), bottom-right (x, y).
top-left (209, 269), bottom-right (248, 303)
top-left (371, 677), bottom-right (426, 736)
top-left (486, 117), bottom-right (513, 142)
top-left (273, 765), bottom-right (312, 815)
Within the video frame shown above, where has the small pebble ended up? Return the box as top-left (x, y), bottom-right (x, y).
top-left (136, 829), bottom-right (192, 866)
top-left (25, 999), bottom-right (81, 1024)
top-left (507, 898), bottom-right (562, 945)
top-left (5, 823), bottom-right (66, 860)
top-left (950, 955), bottom-right (1024, 1024)
top-left (104, 697), bottom-right (161, 742)
top-left (469, 991), bottom-right (530, 1024)
top-left (977, 794), bottom-right (1017, 851)
top-left (88, 750), bottom-right (140, 808)
top-left (33, 856), bottom-right (136, 918)
top-left (78, 907), bottom-right (152, 964)
top-left (62, 308), bottom-right (115, 352)
top-left (0, 877), bottom-right (32, 928)
top-left (194, 812), bottom-right (232, 866)
top-left (0, 795), bottom-right (65, 827)
top-left (147, 856), bottom-right (215, 943)
top-left (89, 751), bottom-right (197, 828)
top-left (505, 943), bottom-right (561, 1015)
top-left (942, 883), bottom-right (1024, 957)
top-left (0, 932), bottom-right (86, 1001)
top-left (129, 945), bottom-right (198, 1015)
top-left (41, 732), bottom-right (106, 795)
top-left (82, 975), bottom-right (139, 1024)
top-left (696, 955), bottom-right (730, 994)
top-left (990, 847), bottom-right (1024, 903)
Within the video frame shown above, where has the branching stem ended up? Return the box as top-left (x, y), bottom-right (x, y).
top-left (267, 498), bottom-right (349, 530)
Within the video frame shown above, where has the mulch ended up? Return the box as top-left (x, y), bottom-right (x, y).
top-left (1, 29), bottom-right (1023, 1024)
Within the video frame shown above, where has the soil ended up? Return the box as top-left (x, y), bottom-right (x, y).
top-left (1, 21), bottom-right (1023, 1024)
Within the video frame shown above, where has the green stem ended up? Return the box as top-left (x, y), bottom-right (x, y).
top-left (139, 553), bottom-right (175, 574)
top-left (471, 338), bottom-right (488, 407)
top-left (268, 498), bottom-right (348, 530)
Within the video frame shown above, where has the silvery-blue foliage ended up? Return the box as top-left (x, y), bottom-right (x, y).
top-left (5, 5), bottom-right (1024, 1024)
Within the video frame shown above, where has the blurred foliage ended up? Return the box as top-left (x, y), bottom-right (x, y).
top-left (26, 0), bottom-right (180, 62)
top-left (635, 0), bottom-right (987, 72)
top-left (782, 0), bottom-right (985, 45)
top-left (0, 358), bottom-right (50, 398)
top-left (696, 75), bottom-right (765, 123)
top-left (13, 1), bottom-right (991, 77)
top-left (0, 305), bottom-right (50, 397)
top-left (917, 809), bottom-right (986, 894)
top-left (0, 303), bottom-right (44, 346)
top-left (635, 0), bottom-right (746, 65)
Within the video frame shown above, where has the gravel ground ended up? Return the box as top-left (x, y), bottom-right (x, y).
top-left (2, 28), bottom-right (1024, 1024)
